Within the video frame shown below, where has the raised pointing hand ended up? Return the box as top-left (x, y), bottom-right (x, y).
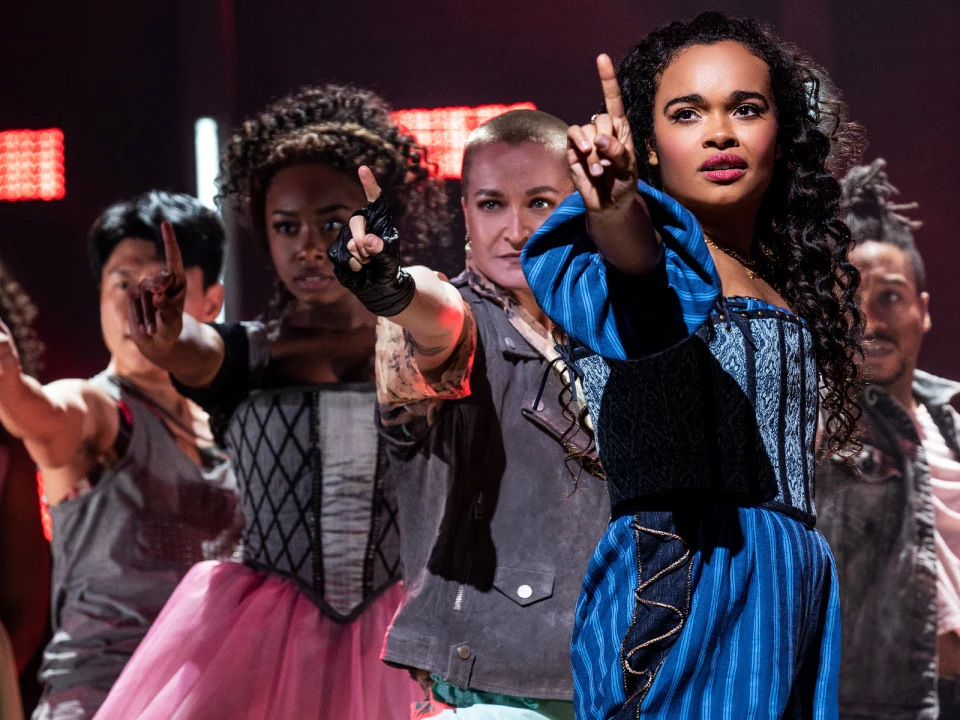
top-left (127, 220), bottom-right (187, 355)
top-left (327, 166), bottom-right (415, 317)
top-left (567, 54), bottom-right (639, 213)
top-left (342, 166), bottom-right (387, 271)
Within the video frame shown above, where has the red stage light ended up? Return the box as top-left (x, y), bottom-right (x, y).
top-left (37, 471), bottom-right (52, 542)
top-left (392, 103), bottom-right (536, 179)
top-left (0, 128), bottom-right (65, 201)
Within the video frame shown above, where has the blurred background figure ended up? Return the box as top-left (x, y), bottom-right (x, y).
top-left (1, 622), bottom-right (24, 720)
top-left (818, 158), bottom-right (959, 720)
top-left (0, 260), bottom-right (49, 720)
top-left (0, 192), bottom-right (242, 720)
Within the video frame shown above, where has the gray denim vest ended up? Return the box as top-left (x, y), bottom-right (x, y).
top-left (818, 371), bottom-right (960, 720)
top-left (35, 374), bottom-right (242, 719)
top-left (380, 283), bottom-right (610, 700)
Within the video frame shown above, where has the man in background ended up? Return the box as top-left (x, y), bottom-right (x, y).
top-left (819, 159), bottom-right (960, 720)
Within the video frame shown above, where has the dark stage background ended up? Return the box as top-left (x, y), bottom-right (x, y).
top-left (0, 0), bottom-right (956, 383)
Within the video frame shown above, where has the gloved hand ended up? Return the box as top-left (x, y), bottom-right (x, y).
top-left (328, 167), bottom-right (416, 317)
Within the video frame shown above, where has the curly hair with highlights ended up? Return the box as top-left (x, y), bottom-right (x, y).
top-left (0, 260), bottom-right (43, 379)
top-left (218, 83), bottom-right (451, 322)
top-left (614, 11), bottom-right (865, 454)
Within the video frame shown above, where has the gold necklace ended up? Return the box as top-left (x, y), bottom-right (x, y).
top-left (704, 238), bottom-right (759, 280)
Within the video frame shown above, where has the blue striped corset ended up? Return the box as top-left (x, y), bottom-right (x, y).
top-left (577, 298), bottom-right (818, 525)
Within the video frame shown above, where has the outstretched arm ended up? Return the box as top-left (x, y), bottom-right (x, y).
top-left (520, 55), bottom-right (721, 361)
top-left (384, 266), bottom-right (465, 372)
top-left (330, 167), bottom-right (466, 373)
top-left (127, 221), bottom-right (225, 388)
top-left (0, 320), bottom-right (118, 503)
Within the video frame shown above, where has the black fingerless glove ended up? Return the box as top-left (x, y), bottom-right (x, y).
top-left (328, 194), bottom-right (416, 317)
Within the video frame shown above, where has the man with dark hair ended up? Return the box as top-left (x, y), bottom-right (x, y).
top-left (0, 191), bottom-right (241, 720)
top-left (818, 159), bottom-right (960, 720)
top-left (87, 190), bottom-right (225, 292)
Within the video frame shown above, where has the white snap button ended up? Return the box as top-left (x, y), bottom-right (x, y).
top-left (504, 336), bottom-right (516, 349)
top-left (517, 584), bottom-right (533, 599)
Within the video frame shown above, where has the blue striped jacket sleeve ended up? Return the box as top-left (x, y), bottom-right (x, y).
top-left (520, 180), bottom-right (721, 360)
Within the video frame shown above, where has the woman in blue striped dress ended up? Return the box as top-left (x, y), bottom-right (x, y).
top-left (520, 12), bottom-right (863, 720)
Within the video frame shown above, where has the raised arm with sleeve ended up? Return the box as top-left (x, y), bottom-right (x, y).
top-left (520, 54), bottom-right (720, 360)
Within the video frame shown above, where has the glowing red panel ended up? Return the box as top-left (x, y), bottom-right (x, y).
top-left (392, 103), bottom-right (536, 179)
top-left (0, 128), bottom-right (65, 201)
top-left (37, 471), bottom-right (52, 542)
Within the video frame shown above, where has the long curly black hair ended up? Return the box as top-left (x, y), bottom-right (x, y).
top-left (218, 83), bottom-right (451, 322)
top-left (614, 11), bottom-right (864, 454)
top-left (0, 259), bottom-right (42, 380)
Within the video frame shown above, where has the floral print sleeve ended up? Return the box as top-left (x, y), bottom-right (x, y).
top-left (375, 299), bottom-right (477, 427)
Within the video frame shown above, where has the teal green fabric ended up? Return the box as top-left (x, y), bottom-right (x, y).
top-left (429, 676), bottom-right (574, 719)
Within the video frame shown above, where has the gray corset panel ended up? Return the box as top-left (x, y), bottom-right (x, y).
top-left (226, 384), bottom-right (400, 621)
top-left (579, 310), bottom-right (818, 524)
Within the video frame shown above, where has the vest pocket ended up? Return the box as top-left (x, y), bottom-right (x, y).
top-left (493, 567), bottom-right (555, 607)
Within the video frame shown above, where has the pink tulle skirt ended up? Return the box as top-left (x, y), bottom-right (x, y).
top-left (93, 561), bottom-right (422, 720)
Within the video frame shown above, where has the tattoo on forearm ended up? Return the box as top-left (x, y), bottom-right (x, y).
top-left (409, 337), bottom-right (447, 357)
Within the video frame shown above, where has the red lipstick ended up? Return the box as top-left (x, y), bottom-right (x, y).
top-left (700, 153), bottom-right (747, 183)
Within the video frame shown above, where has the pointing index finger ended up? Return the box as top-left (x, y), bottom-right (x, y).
top-left (357, 166), bottom-right (382, 203)
top-left (597, 53), bottom-right (625, 119)
top-left (160, 221), bottom-right (185, 275)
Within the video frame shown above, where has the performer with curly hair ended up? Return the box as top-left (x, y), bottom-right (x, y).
top-left (0, 261), bottom-right (48, 720)
top-left (94, 84), bottom-right (447, 720)
top-left (520, 12), bottom-right (862, 718)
